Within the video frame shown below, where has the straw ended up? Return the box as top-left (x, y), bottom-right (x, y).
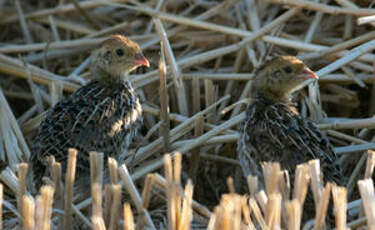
top-left (154, 18), bottom-right (188, 116)
top-left (118, 164), bottom-right (156, 230)
top-left (332, 185), bottom-right (348, 230)
top-left (64, 148), bottom-right (77, 230)
top-left (268, 0), bottom-right (375, 16)
top-left (157, 41), bottom-right (171, 152)
top-left (1, 0), bottom-right (375, 229)
top-left (108, 184), bottom-right (121, 230)
top-left (357, 179), bottom-right (375, 229)
top-left (124, 203), bottom-right (135, 230)
top-left (17, 163), bottom-right (28, 227)
top-left (22, 195), bottom-right (35, 230)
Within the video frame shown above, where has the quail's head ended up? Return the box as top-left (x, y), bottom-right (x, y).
top-left (251, 56), bottom-right (317, 101)
top-left (90, 35), bottom-right (149, 80)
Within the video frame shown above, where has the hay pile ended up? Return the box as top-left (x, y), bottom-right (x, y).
top-left (1, 0), bottom-right (375, 229)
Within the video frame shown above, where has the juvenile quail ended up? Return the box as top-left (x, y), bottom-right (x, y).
top-left (32, 35), bottom-right (149, 183)
top-left (237, 56), bottom-right (343, 185)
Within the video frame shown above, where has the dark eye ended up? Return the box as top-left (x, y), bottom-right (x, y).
top-left (116, 48), bottom-right (124, 56)
top-left (283, 66), bottom-right (293, 73)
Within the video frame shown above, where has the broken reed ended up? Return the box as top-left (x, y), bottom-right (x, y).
top-left (1, 0), bottom-right (375, 229)
top-left (0, 150), bottom-right (374, 229)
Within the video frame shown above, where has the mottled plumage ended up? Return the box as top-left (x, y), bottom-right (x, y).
top-left (32, 35), bottom-right (149, 180)
top-left (238, 56), bottom-right (343, 185)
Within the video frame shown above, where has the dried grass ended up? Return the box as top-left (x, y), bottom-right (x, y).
top-left (0, 0), bottom-right (375, 229)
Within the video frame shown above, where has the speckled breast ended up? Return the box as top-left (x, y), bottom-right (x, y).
top-left (32, 80), bottom-right (143, 173)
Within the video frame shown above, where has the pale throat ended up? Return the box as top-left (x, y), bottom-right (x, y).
top-left (90, 65), bottom-right (130, 83)
top-left (251, 83), bottom-right (293, 104)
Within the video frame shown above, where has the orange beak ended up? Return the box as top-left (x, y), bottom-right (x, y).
top-left (299, 67), bottom-right (318, 80)
top-left (134, 53), bottom-right (149, 67)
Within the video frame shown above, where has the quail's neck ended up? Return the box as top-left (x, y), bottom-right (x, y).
top-left (251, 89), bottom-right (292, 105)
top-left (91, 68), bottom-right (128, 84)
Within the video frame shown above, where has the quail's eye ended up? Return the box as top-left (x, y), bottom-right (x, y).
top-left (116, 48), bottom-right (124, 56)
top-left (283, 66), bottom-right (293, 73)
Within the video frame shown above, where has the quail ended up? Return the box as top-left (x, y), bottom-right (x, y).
top-left (32, 35), bottom-right (149, 183)
top-left (237, 56), bottom-right (343, 186)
